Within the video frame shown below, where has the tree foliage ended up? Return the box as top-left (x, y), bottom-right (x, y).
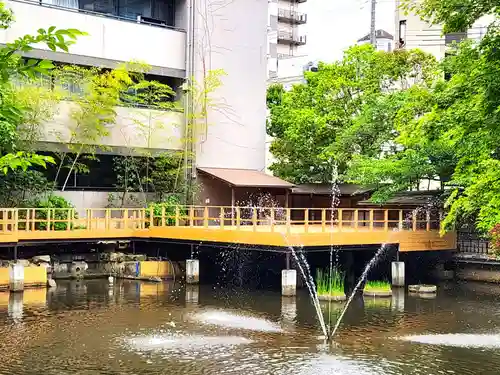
top-left (267, 45), bottom-right (438, 183)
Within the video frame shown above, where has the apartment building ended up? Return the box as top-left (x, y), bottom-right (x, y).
top-left (395, 0), bottom-right (491, 60)
top-left (0, 0), bottom-right (273, 208)
top-left (267, 0), bottom-right (307, 79)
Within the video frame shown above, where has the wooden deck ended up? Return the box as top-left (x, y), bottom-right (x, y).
top-left (0, 206), bottom-right (457, 251)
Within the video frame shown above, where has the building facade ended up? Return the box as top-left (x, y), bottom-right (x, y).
top-left (357, 29), bottom-right (394, 52)
top-left (394, 0), bottom-right (491, 60)
top-left (267, 0), bottom-right (307, 79)
top-left (0, 0), bottom-right (271, 208)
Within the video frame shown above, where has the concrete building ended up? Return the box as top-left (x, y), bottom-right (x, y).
top-left (267, 0), bottom-right (307, 79)
top-left (0, 0), bottom-right (275, 208)
top-left (357, 29), bottom-right (394, 52)
top-left (394, 0), bottom-right (491, 60)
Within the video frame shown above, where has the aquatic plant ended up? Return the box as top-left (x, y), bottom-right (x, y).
top-left (364, 280), bottom-right (391, 292)
top-left (316, 268), bottom-right (345, 297)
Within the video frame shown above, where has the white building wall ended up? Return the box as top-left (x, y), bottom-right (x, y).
top-left (1, 1), bottom-right (186, 71)
top-left (193, 0), bottom-right (268, 171)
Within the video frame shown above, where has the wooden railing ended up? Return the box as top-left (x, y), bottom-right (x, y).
top-left (0, 206), bottom-right (442, 234)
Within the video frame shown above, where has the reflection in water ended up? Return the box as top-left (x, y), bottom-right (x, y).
top-left (0, 280), bottom-right (500, 374)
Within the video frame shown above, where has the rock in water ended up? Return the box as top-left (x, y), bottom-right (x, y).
top-left (47, 278), bottom-right (57, 288)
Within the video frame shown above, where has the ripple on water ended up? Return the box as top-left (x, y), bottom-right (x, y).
top-left (194, 310), bottom-right (282, 333)
top-left (398, 333), bottom-right (500, 348)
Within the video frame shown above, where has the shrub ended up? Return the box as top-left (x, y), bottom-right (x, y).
top-left (146, 194), bottom-right (184, 226)
top-left (316, 268), bottom-right (345, 297)
top-left (23, 195), bottom-right (75, 230)
top-left (364, 280), bottom-right (391, 292)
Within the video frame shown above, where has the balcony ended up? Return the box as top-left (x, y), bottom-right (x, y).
top-left (278, 31), bottom-right (307, 45)
top-left (1, 0), bottom-right (186, 74)
top-left (40, 101), bottom-right (184, 152)
top-left (278, 9), bottom-right (307, 24)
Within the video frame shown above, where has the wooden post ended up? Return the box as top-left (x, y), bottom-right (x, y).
top-left (204, 206), bottom-right (209, 227)
top-left (412, 210), bottom-right (417, 231)
top-left (220, 207), bottom-right (224, 229)
top-left (304, 208), bottom-right (309, 233)
top-left (124, 209), bottom-right (129, 229)
top-left (369, 209), bottom-right (374, 230)
top-left (399, 209), bottom-right (403, 230)
top-left (321, 209), bottom-right (326, 232)
top-left (87, 209), bottom-right (91, 230)
top-left (149, 207), bottom-right (154, 227)
top-left (286, 208), bottom-right (291, 234)
top-left (426, 210), bottom-right (431, 231)
top-left (384, 209), bottom-right (389, 231)
top-left (161, 206), bottom-right (166, 227)
top-left (67, 209), bottom-right (71, 231)
top-left (189, 206), bottom-right (194, 227)
top-left (176, 206), bottom-right (180, 227)
top-left (338, 209), bottom-right (343, 230)
top-left (236, 207), bottom-right (241, 229)
top-left (354, 209), bottom-right (359, 230)
top-left (46, 209), bottom-right (51, 231)
top-left (231, 187), bottom-right (235, 226)
top-left (105, 208), bottom-right (110, 230)
top-left (14, 209), bottom-right (18, 232)
top-left (252, 208), bottom-right (257, 231)
top-left (270, 208), bottom-right (275, 232)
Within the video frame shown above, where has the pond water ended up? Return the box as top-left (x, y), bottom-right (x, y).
top-left (1, 279), bottom-right (500, 374)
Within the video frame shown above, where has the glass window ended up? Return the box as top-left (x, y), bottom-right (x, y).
top-left (79, 0), bottom-right (115, 14)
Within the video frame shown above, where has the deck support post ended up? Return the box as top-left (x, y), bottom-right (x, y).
top-left (391, 261), bottom-right (405, 287)
top-left (285, 251), bottom-right (291, 269)
top-left (186, 259), bottom-right (199, 284)
top-left (281, 269), bottom-right (296, 296)
top-left (9, 262), bottom-right (24, 292)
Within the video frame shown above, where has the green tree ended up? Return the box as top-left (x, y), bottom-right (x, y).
top-left (266, 45), bottom-right (438, 183)
top-left (0, 1), bottom-right (85, 173)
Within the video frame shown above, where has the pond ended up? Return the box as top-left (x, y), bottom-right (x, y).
top-left (0, 280), bottom-right (499, 374)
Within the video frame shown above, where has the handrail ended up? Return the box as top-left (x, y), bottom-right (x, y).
top-left (0, 206), bottom-right (442, 234)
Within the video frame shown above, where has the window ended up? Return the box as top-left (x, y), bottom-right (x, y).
top-left (398, 20), bottom-right (407, 47)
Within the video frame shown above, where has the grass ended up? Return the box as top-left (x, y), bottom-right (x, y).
top-left (364, 280), bottom-right (391, 292)
top-left (316, 268), bottom-right (345, 297)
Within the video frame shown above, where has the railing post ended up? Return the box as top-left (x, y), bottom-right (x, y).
top-left (252, 207), bottom-right (257, 231)
top-left (304, 208), bottom-right (309, 233)
top-left (354, 209), bottom-right (359, 230)
top-left (124, 209), bottom-right (129, 230)
top-left (399, 209), bottom-right (403, 230)
top-left (236, 207), bottom-right (241, 229)
top-left (86, 209), bottom-right (91, 230)
top-left (149, 207), bottom-right (154, 227)
top-left (426, 210), bottom-right (431, 231)
top-left (161, 206), bottom-right (166, 227)
top-left (204, 206), bottom-right (209, 228)
top-left (369, 209), bottom-right (374, 231)
top-left (105, 208), bottom-right (110, 230)
top-left (31, 209), bottom-right (36, 231)
top-left (26, 208), bottom-right (30, 232)
top-left (412, 210), bottom-right (417, 231)
top-left (321, 209), bottom-right (326, 232)
top-left (46, 209), bottom-right (51, 231)
top-left (176, 206), bottom-right (180, 227)
top-left (286, 208), bottom-right (291, 234)
top-left (270, 208), bottom-right (275, 233)
top-left (14, 209), bottom-right (18, 232)
top-left (384, 209), bottom-right (389, 231)
top-left (67, 208), bottom-right (71, 231)
top-left (189, 206), bottom-right (194, 227)
top-left (220, 207), bottom-right (224, 229)
top-left (338, 209), bottom-right (343, 231)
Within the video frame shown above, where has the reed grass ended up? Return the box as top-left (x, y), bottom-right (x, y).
top-left (316, 268), bottom-right (345, 297)
top-left (364, 280), bottom-right (391, 292)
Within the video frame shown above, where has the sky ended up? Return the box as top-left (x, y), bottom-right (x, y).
top-left (304, 0), bottom-right (396, 63)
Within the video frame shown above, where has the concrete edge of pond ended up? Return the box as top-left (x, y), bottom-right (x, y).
top-left (318, 294), bottom-right (347, 302)
top-left (363, 290), bottom-right (393, 298)
top-left (408, 284), bottom-right (437, 294)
